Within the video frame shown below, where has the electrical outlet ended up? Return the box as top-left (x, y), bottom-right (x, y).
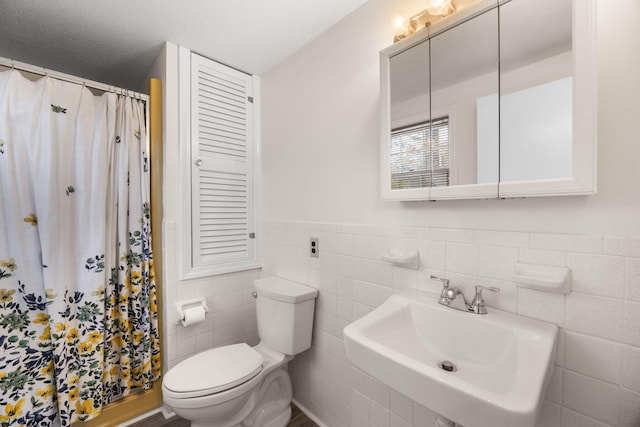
top-left (310, 237), bottom-right (319, 258)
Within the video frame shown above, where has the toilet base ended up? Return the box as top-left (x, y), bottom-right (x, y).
top-left (242, 365), bottom-right (292, 427)
top-left (171, 344), bottom-right (294, 427)
top-left (260, 407), bottom-right (291, 427)
top-left (188, 367), bottom-right (292, 427)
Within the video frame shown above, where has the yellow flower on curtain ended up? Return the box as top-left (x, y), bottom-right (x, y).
top-left (146, 260), bottom-right (155, 281)
top-left (131, 330), bottom-right (144, 345)
top-left (118, 293), bottom-right (129, 305)
top-left (75, 399), bottom-right (95, 416)
top-left (114, 334), bottom-right (126, 349)
top-left (1, 258), bottom-right (17, 271)
top-left (41, 361), bottom-right (54, 377)
top-left (0, 398), bottom-right (26, 421)
top-left (119, 368), bottom-right (130, 382)
top-left (129, 270), bottom-right (142, 283)
top-left (78, 341), bottom-right (94, 354)
top-left (86, 331), bottom-right (102, 344)
top-left (23, 213), bottom-right (38, 226)
top-left (0, 288), bottom-right (16, 303)
top-left (132, 367), bottom-right (143, 381)
top-left (91, 285), bottom-right (105, 298)
top-left (36, 386), bottom-right (54, 400)
top-left (39, 326), bottom-right (51, 341)
top-left (34, 312), bottom-right (50, 324)
top-left (66, 328), bottom-right (79, 342)
top-left (68, 388), bottom-right (79, 401)
top-left (119, 318), bottom-right (130, 331)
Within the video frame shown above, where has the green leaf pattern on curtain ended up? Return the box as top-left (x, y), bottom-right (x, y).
top-left (0, 69), bottom-right (160, 427)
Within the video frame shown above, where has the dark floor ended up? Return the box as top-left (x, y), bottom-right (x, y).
top-left (127, 404), bottom-right (318, 427)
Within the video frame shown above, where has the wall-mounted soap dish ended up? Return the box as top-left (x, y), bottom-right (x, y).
top-left (381, 250), bottom-right (419, 269)
top-left (513, 263), bottom-right (571, 294)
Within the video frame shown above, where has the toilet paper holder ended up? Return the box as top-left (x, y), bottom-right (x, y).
top-left (176, 298), bottom-right (209, 324)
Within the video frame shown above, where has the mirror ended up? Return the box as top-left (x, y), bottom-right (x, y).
top-left (380, 0), bottom-right (596, 201)
top-left (429, 7), bottom-right (499, 199)
top-left (499, 0), bottom-right (572, 183)
top-left (389, 39), bottom-right (431, 190)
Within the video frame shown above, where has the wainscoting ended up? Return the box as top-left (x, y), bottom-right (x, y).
top-left (263, 220), bottom-right (640, 427)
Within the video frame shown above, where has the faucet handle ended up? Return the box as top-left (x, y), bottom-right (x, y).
top-left (432, 276), bottom-right (452, 306)
top-left (430, 275), bottom-right (450, 289)
top-left (476, 285), bottom-right (500, 294)
top-left (471, 285), bottom-right (500, 314)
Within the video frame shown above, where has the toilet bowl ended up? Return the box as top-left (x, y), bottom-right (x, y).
top-left (162, 277), bottom-right (317, 427)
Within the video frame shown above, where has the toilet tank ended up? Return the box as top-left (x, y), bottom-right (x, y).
top-left (254, 277), bottom-right (318, 355)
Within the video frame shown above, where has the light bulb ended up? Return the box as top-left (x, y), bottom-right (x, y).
top-left (394, 15), bottom-right (405, 30)
top-left (426, 0), bottom-right (456, 17)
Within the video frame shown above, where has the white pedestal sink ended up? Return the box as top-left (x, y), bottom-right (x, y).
top-left (343, 290), bottom-right (557, 427)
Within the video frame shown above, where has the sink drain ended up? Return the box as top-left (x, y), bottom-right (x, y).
top-left (438, 360), bottom-right (457, 372)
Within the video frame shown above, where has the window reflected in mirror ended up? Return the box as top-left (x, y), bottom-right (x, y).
top-left (391, 116), bottom-right (450, 189)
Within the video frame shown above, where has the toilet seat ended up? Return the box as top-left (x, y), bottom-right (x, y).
top-left (163, 343), bottom-right (263, 399)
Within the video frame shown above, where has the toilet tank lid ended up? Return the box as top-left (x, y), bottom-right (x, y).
top-left (254, 277), bottom-right (318, 303)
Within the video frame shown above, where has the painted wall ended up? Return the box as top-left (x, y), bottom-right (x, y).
top-left (260, 0), bottom-right (640, 426)
top-left (261, 0), bottom-right (640, 237)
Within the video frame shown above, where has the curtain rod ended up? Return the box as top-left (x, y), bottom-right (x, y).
top-left (0, 56), bottom-right (149, 102)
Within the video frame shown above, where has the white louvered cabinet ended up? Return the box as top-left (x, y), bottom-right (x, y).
top-left (180, 48), bottom-right (261, 278)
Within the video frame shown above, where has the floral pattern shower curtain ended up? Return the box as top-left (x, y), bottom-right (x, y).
top-left (0, 69), bottom-right (160, 426)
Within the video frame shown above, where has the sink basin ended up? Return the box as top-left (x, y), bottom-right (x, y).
top-left (343, 290), bottom-right (557, 427)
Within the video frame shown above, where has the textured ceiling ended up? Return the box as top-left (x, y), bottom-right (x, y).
top-left (0, 0), bottom-right (369, 90)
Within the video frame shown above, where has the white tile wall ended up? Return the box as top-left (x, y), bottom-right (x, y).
top-left (261, 221), bottom-right (640, 427)
top-left (162, 221), bottom-right (260, 371)
top-left (563, 370), bottom-right (620, 425)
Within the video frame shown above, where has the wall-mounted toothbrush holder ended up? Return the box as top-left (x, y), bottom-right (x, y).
top-left (176, 298), bottom-right (209, 327)
top-left (513, 263), bottom-right (571, 294)
top-left (381, 250), bottom-right (419, 269)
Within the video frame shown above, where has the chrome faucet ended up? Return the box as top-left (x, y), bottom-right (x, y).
top-left (431, 275), bottom-right (499, 315)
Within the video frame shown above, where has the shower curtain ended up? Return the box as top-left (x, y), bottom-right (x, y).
top-left (0, 69), bottom-right (160, 426)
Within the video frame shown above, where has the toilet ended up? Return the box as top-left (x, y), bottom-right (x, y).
top-left (162, 277), bottom-right (318, 427)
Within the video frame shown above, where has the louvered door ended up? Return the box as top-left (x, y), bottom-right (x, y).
top-left (189, 53), bottom-right (258, 274)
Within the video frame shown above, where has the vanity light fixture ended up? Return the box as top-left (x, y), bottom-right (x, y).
top-left (393, 0), bottom-right (456, 42)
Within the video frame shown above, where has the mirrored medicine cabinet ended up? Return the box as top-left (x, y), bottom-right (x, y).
top-left (380, 0), bottom-right (597, 201)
